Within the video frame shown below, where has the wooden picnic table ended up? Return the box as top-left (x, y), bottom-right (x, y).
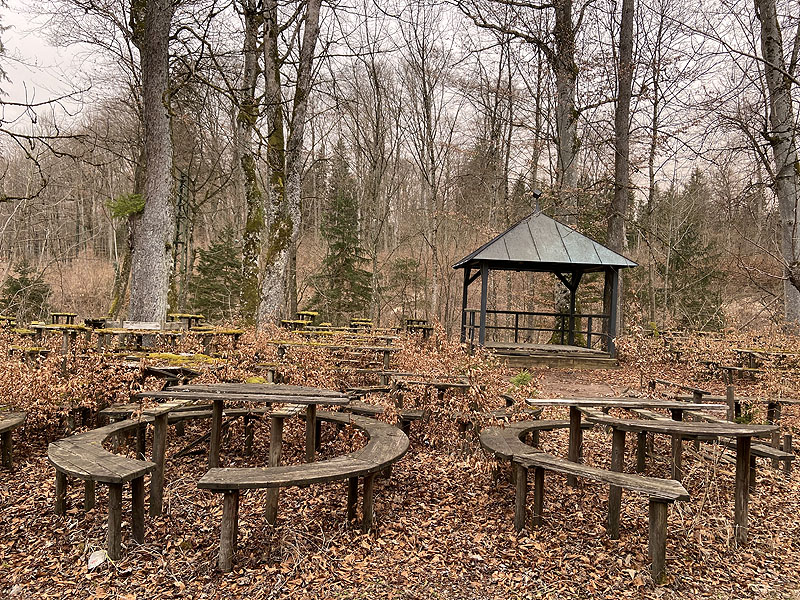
top-left (524, 398), bottom-right (727, 486)
top-left (136, 384), bottom-right (349, 467)
top-left (582, 410), bottom-right (776, 545)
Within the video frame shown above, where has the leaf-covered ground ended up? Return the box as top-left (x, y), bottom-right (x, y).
top-left (3, 330), bottom-right (800, 599)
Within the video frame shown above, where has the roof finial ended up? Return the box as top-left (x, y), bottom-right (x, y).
top-left (532, 188), bottom-right (542, 213)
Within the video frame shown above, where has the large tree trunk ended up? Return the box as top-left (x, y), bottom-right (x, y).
top-left (755, 0), bottom-right (800, 322)
top-left (236, 0), bottom-right (264, 322)
top-left (128, 0), bottom-right (176, 322)
top-left (605, 0), bottom-right (635, 337)
top-left (258, 0), bottom-right (322, 324)
top-left (552, 0), bottom-right (579, 220)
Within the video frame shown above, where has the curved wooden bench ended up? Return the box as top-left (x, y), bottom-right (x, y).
top-left (48, 417), bottom-right (156, 559)
top-left (0, 411), bottom-right (27, 469)
top-left (513, 452), bottom-right (688, 582)
top-left (198, 411), bottom-right (409, 571)
top-left (480, 419), bottom-right (689, 582)
top-left (480, 419), bottom-right (594, 461)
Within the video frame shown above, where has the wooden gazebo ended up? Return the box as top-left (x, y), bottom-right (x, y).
top-left (453, 211), bottom-right (636, 360)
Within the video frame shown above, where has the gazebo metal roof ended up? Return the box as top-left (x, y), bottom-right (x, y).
top-left (453, 211), bottom-right (637, 272)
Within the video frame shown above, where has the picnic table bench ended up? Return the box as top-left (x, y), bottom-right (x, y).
top-left (198, 411), bottom-right (409, 571)
top-left (580, 409), bottom-right (776, 545)
top-left (1, 411), bottom-right (27, 469)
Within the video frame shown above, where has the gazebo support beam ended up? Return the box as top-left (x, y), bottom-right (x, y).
top-left (479, 263), bottom-right (489, 345)
top-left (607, 268), bottom-right (620, 357)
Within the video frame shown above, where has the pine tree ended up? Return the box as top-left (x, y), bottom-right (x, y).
top-left (310, 144), bottom-right (371, 324)
top-left (190, 226), bottom-right (243, 322)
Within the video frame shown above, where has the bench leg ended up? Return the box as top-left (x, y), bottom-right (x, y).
top-left (175, 421), bottom-right (186, 437)
top-left (84, 480), bottom-right (96, 511)
top-left (136, 424), bottom-right (146, 460)
top-left (532, 466), bottom-right (544, 528)
top-left (735, 436), bottom-right (751, 545)
top-left (107, 483), bottom-right (123, 560)
top-left (531, 430), bottom-right (540, 448)
top-left (362, 474), bottom-right (375, 532)
top-left (671, 435), bottom-right (683, 480)
top-left (150, 414), bottom-right (168, 517)
top-left (1, 431), bottom-right (12, 469)
top-left (55, 471), bottom-right (68, 514)
top-left (567, 407), bottom-right (582, 487)
top-left (132, 477), bottom-right (145, 544)
top-left (636, 432), bottom-right (647, 473)
top-left (784, 434), bottom-right (793, 473)
top-left (305, 404), bottom-right (317, 463)
top-left (244, 417), bottom-right (254, 455)
top-left (399, 419), bottom-right (411, 436)
top-left (347, 477), bottom-right (358, 521)
top-left (265, 416), bottom-right (284, 525)
top-left (648, 500), bottom-right (668, 584)
top-left (514, 462), bottom-right (528, 532)
top-left (749, 455), bottom-right (757, 492)
top-left (219, 490), bottom-right (239, 572)
top-left (608, 428), bottom-right (625, 540)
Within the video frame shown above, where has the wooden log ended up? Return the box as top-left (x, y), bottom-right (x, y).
top-left (608, 428), bottom-right (626, 540)
top-left (1, 431), bottom-right (12, 469)
top-left (514, 462), bottom-right (528, 532)
top-left (532, 466), bottom-right (544, 528)
top-left (55, 471), bottom-right (67, 514)
top-left (265, 416), bottom-right (284, 525)
top-left (131, 477), bottom-right (145, 543)
top-left (636, 431), bottom-right (647, 473)
top-left (648, 500), bottom-right (668, 584)
top-left (150, 414), bottom-right (167, 517)
top-left (735, 436), bottom-right (751, 545)
top-left (305, 404), bottom-right (317, 463)
top-left (210, 399), bottom-right (223, 468)
top-left (84, 480), bottom-right (96, 511)
top-left (219, 490), bottom-right (239, 572)
top-left (347, 477), bottom-right (358, 521)
top-left (671, 435), bottom-right (683, 480)
top-left (567, 406), bottom-right (582, 487)
top-left (362, 474), bottom-right (376, 533)
top-left (107, 482), bottom-right (123, 560)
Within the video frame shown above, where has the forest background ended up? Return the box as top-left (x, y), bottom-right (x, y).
top-left (0, 0), bottom-right (798, 335)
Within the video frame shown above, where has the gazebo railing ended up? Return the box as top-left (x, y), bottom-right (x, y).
top-left (463, 309), bottom-right (611, 350)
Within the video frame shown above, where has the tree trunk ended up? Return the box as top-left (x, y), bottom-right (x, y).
top-left (605, 0), bottom-right (635, 336)
top-left (258, 0), bottom-right (322, 324)
top-left (552, 0), bottom-right (579, 222)
top-left (755, 0), bottom-right (800, 322)
top-left (237, 1), bottom-right (264, 323)
top-left (128, 0), bottom-right (176, 322)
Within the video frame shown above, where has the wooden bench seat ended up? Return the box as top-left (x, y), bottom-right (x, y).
top-left (480, 419), bottom-right (594, 461)
top-left (198, 412), bottom-right (409, 571)
top-left (514, 453), bottom-right (688, 583)
top-left (48, 418), bottom-right (156, 559)
top-left (0, 411), bottom-right (27, 469)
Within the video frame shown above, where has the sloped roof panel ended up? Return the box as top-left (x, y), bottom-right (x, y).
top-left (453, 211), bottom-right (637, 270)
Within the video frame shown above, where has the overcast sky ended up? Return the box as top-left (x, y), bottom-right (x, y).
top-left (3, 0), bottom-right (86, 119)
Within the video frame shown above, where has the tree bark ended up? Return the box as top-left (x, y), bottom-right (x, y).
top-left (236, 0), bottom-right (264, 323)
top-left (128, 0), bottom-right (176, 322)
top-left (258, 0), bottom-right (322, 325)
top-left (755, 0), bottom-right (800, 322)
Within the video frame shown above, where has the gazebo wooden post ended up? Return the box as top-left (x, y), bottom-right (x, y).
top-left (607, 268), bottom-right (619, 358)
top-left (479, 262), bottom-right (489, 345)
top-left (460, 268), bottom-right (471, 343)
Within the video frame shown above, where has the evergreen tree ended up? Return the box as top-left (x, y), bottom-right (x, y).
top-left (190, 226), bottom-right (243, 322)
top-left (310, 144), bottom-right (371, 324)
top-left (1, 261), bottom-right (51, 322)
